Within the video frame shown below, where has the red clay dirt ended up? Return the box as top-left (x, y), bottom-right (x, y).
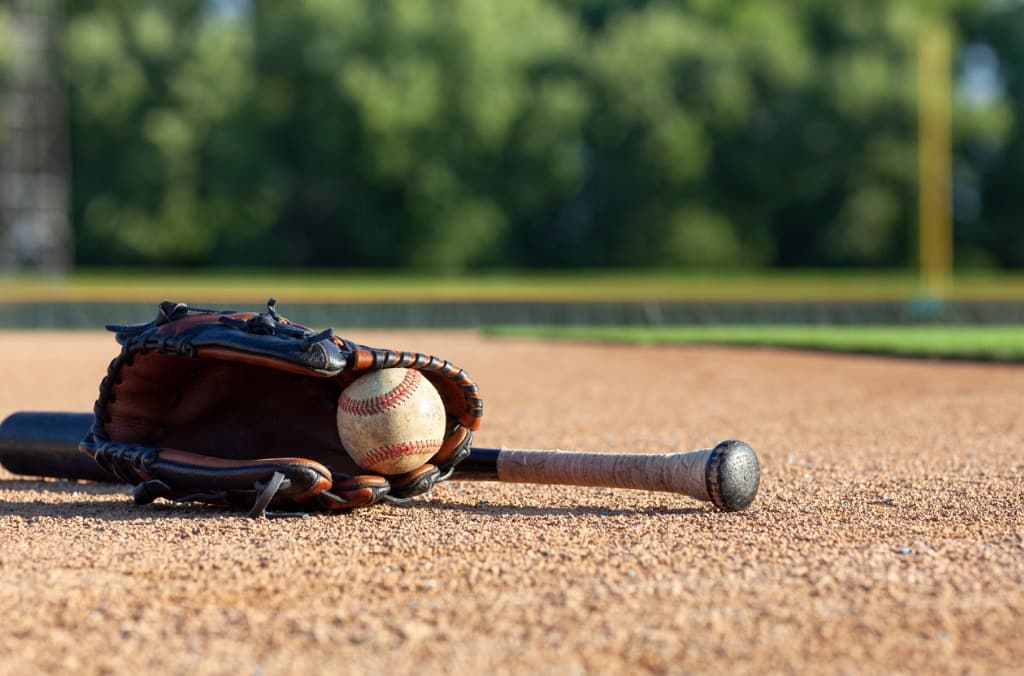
top-left (1, 329), bottom-right (1021, 674)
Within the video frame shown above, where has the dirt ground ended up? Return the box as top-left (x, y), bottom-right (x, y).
top-left (1, 329), bottom-right (1021, 675)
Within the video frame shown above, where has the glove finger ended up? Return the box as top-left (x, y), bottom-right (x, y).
top-left (431, 426), bottom-right (473, 472)
top-left (320, 474), bottom-right (391, 510)
top-left (91, 443), bottom-right (334, 503)
top-left (388, 464), bottom-right (442, 499)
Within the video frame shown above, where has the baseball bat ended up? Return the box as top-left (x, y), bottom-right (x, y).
top-left (0, 411), bottom-right (760, 511)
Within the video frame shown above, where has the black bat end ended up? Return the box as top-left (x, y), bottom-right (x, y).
top-left (705, 440), bottom-right (760, 512)
top-left (0, 411), bottom-right (115, 482)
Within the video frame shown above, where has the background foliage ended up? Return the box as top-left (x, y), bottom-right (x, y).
top-left (21, 0), bottom-right (1024, 270)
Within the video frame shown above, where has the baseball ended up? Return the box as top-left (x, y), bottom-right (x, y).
top-left (336, 368), bottom-right (446, 475)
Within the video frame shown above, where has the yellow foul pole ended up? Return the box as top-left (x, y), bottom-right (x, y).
top-left (917, 20), bottom-right (953, 299)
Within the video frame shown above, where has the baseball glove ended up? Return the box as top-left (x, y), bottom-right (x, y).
top-left (80, 299), bottom-right (483, 517)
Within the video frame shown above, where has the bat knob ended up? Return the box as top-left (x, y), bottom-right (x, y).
top-left (705, 440), bottom-right (760, 512)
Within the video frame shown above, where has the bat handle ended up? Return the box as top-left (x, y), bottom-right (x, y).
top-left (463, 440), bottom-right (760, 512)
top-left (0, 411), bottom-right (115, 481)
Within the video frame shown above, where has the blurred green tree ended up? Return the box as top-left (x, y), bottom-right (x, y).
top-left (260, 0), bottom-right (589, 269)
top-left (63, 0), bottom-right (591, 269)
top-left (55, 0), bottom-right (1019, 270)
top-left (63, 1), bottom-right (267, 264)
top-left (0, 6), bottom-right (15, 147)
top-left (957, 5), bottom-right (1024, 268)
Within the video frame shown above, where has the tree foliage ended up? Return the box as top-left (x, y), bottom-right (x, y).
top-left (0, 6), bottom-right (17, 147)
top-left (46, 0), bottom-right (1022, 269)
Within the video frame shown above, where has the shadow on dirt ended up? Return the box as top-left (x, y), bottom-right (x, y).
top-left (0, 477), bottom-right (123, 495)
top-left (400, 499), bottom-right (708, 518)
top-left (1, 478), bottom-right (712, 520)
top-left (0, 499), bottom-right (249, 521)
top-left (0, 478), bottom-right (248, 521)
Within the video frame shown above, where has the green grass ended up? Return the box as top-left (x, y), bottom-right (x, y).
top-left (5, 268), bottom-right (1024, 302)
top-left (486, 325), bottom-right (1024, 362)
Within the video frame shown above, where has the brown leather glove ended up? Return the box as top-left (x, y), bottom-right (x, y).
top-left (80, 299), bottom-right (483, 517)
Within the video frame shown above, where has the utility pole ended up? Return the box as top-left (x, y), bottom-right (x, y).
top-left (0, 0), bottom-right (71, 273)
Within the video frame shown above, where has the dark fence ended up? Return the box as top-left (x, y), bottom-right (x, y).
top-left (3, 300), bottom-right (1024, 329)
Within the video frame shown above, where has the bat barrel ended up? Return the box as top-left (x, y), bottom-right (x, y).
top-left (458, 440), bottom-right (760, 511)
top-left (702, 440), bottom-right (761, 511)
top-left (0, 411), bottom-right (116, 482)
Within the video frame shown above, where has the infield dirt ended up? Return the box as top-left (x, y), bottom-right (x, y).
top-left (1, 330), bottom-right (1021, 674)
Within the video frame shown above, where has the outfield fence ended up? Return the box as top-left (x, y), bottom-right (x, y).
top-left (4, 300), bottom-right (1024, 329)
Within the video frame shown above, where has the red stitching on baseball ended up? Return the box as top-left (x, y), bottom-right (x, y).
top-left (361, 439), bottom-right (442, 469)
top-left (339, 369), bottom-right (422, 416)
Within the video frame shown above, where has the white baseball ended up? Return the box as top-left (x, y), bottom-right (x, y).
top-left (336, 368), bottom-right (446, 475)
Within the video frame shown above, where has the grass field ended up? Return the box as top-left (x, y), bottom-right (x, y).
top-left (6, 269), bottom-right (1024, 302)
top-left (488, 325), bottom-right (1024, 362)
